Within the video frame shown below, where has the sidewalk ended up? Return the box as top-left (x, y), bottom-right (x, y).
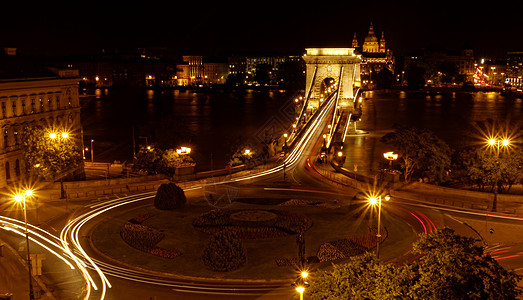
top-left (0, 242), bottom-right (55, 300)
top-left (319, 160), bottom-right (523, 218)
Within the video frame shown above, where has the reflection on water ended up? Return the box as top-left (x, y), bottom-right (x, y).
top-left (81, 88), bottom-right (295, 171)
top-left (342, 90), bottom-right (523, 176)
top-left (82, 88), bottom-right (522, 173)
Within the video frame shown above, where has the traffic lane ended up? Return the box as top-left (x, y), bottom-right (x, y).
top-left (101, 275), bottom-right (292, 300)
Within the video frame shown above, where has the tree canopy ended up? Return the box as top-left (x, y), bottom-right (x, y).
top-left (309, 228), bottom-right (521, 300)
top-left (381, 125), bottom-right (453, 183)
top-left (22, 126), bottom-right (82, 182)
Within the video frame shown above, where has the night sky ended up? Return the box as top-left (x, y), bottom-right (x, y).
top-left (2, 1), bottom-right (522, 58)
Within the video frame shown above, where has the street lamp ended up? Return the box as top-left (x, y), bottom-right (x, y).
top-left (486, 137), bottom-right (510, 211)
top-left (48, 131), bottom-right (70, 199)
top-left (383, 151), bottom-right (398, 170)
top-left (296, 286), bottom-right (305, 300)
top-left (14, 189), bottom-right (35, 300)
top-left (90, 139), bottom-right (94, 162)
top-left (368, 194), bottom-right (390, 260)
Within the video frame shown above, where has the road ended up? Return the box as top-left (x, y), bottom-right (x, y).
top-left (2, 90), bottom-right (523, 299)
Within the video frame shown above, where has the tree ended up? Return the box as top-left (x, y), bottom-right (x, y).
top-left (453, 119), bottom-right (523, 193)
top-left (133, 146), bottom-right (195, 176)
top-left (381, 125), bottom-right (453, 183)
top-left (132, 146), bottom-right (162, 175)
top-left (22, 126), bottom-right (82, 198)
top-left (308, 253), bottom-right (403, 300)
top-left (159, 148), bottom-right (195, 176)
top-left (406, 228), bottom-right (522, 300)
top-left (308, 228), bottom-right (522, 300)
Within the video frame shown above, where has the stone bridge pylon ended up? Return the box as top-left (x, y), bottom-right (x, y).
top-left (302, 48), bottom-right (361, 110)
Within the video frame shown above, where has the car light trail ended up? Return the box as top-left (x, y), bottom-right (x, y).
top-left (0, 91), bottom-right (346, 299)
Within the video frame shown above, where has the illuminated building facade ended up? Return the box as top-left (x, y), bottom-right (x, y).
top-left (352, 23), bottom-right (395, 88)
top-left (506, 52), bottom-right (523, 90)
top-left (0, 58), bottom-right (83, 189)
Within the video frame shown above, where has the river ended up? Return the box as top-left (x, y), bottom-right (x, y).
top-left (342, 90), bottom-right (523, 175)
top-left (80, 88), bottom-right (298, 171)
top-left (80, 88), bottom-right (523, 174)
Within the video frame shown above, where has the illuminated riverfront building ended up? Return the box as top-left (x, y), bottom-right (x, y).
top-left (506, 52), bottom-right (523, 90)
top-left (352, 22), bottom-right (395, 88)
top-left (0, 54), bottom-right (84, 188)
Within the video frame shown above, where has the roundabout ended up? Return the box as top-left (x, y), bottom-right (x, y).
top-left (87, 190), bottom-right (416, 282)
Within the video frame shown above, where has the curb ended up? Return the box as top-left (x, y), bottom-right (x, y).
top-left (0, 240), bottom-right (58, 300)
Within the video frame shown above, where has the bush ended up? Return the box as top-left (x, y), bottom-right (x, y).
top-left (202, 230), bottom-right (246, 272)
top-left (154, 182), bottom-right (186, 210)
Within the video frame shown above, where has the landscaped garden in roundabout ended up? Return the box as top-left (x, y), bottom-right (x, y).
top-left (91, 183), bottom-right (415, 281)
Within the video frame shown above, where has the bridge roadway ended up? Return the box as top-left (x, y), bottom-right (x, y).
top-left (2, 92), bottom-right (523, 299)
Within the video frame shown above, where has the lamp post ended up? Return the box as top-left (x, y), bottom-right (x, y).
top-left (15, 190), bottom-right (35, 300)
top-left (383, 151), bottom-right (398, 170)
top-left (296, 286), bottom-right (305, 300)
top-left (49, 131), bottom-right (70, 199)
top-left (368, 194), bottom-right (390, 260)
top-left (487, 138), bottom-right (510, 211)
top-left (90, 139), bottom-right (94, 162)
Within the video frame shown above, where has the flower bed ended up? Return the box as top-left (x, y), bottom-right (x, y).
top-left (120, 215), bottom-right (182, 259)
top-left (192, 209), bottom-right (312, 239)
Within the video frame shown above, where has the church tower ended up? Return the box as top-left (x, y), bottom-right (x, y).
top-left (352, 32), bottom-right (359, 48)
top-left (379, 31), bottom-right (386, 53)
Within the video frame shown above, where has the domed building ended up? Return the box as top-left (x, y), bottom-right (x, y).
top-left (352, 22), bottom-right (395, 88)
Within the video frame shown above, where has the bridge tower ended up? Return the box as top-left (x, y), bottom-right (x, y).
top-left (302, 48), bottom-right (361, 110)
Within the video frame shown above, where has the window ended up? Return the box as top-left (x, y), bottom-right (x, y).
top-left (5, 162), bottom-right (10, 180)
top-left (14, 159), bottom-right (20, 177)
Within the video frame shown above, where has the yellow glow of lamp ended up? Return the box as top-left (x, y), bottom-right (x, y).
top-left (176, 147), bottom-right (191, 155)
top-left (14, 194), bottom-right (23, 202)
top-left (383, 151), bottom-right (398, 160)
top-left (49, 132), bottom-right (57, 139)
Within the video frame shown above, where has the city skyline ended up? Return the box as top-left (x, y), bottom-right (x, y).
top-left (2, 1), bottom-right (522, 58)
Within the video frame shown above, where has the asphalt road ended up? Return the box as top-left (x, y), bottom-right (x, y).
top-left (2, 92), bottom-right (523, 299)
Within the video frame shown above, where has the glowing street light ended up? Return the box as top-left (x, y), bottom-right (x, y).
top-left (296, 286), bottom-right (305, 300)
top-left (368, 194), bottom-right (390, 260)
top-left (383, 151), bottom-right (398, 171)
top-left (14, 189), bottom-right (35, 300)
top-left (486, 137), bottom-right (510, 211)
top-left (176, 146), bottom-right (192, 155)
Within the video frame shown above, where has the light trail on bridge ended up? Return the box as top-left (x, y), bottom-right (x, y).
top-left (0, 87), bottom-right (358, 300)
top-left (51, 90), bottom-right (342, 299)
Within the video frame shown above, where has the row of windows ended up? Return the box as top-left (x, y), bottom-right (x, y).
top-left (0, 94), bottom-right (74, 119)
top-left (1, 113), bottom-right (76, 149)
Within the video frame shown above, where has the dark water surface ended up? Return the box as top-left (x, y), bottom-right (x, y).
top-left (80, 88), bottom-right (298, 171)
top-left (80, 88), bottom-right (523, 173)
top-left (343, 90), bottom-right (523, 175)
